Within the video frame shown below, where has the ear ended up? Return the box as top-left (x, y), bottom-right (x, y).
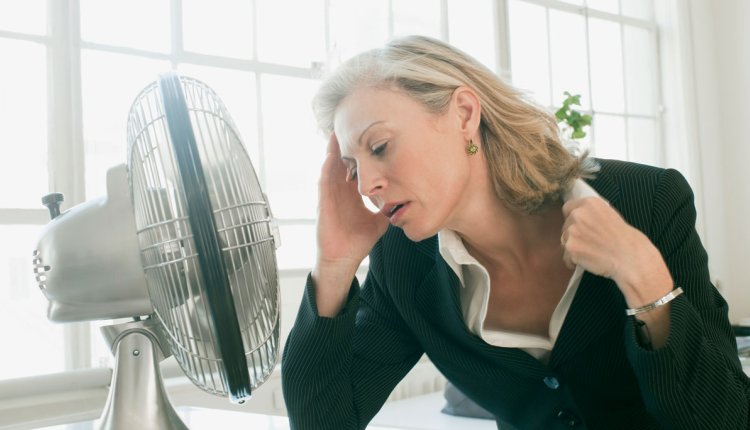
top-left (452, 86), bottom-right (482, 138)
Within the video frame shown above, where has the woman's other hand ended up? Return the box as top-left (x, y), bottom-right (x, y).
top-left (561, 197), bottom-right (675, 347)
top-left (313, 134), bottom-right (389, 316)
top-left (560, 197), bottom-right (673, 309)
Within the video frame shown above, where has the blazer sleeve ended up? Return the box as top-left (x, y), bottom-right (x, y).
top-left (281, 254), bottom-right (423, 430)
top-left (624, 168), bottom-right (750, 429)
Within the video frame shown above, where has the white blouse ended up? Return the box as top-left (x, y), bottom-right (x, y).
top-left (437, 179), bottom-right (602, 364)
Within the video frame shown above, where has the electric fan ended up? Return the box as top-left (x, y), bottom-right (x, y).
top-left (32, 72), bottom-right (281, 429)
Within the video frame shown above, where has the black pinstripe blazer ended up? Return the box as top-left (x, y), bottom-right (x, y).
top-left (282, 159), bottom-right (750, 430)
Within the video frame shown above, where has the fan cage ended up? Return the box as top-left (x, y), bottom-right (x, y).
top-left (125, 76), bottom-right (280, 397)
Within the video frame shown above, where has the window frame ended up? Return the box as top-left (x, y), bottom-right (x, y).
top-left (0, 2), bottom-right (677, 428)
top-left (502, 0), bottom-right (663, 166)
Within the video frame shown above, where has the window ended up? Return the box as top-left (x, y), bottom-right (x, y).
top-left (506, 0), bottom-right (660, 165)
top-left (1, 0), bottom-right (659, 389)
top-left (0, 0), bottom-right (66, 380)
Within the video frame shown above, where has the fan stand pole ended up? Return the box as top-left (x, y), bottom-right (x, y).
top-left (98, 320), bottom-right (189, 430)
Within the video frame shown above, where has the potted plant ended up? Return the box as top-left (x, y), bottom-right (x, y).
top-left (555, 91), bottom-right (592, 140)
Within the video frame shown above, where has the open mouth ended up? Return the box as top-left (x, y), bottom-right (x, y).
top-left (385, 202), bottom-right (408, 221)
top-left (389, 203), bottom-right (405, 216)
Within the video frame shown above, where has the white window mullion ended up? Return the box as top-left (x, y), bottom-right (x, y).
top-left (170, 0), bottom-right (183, 64)
top-left (619, 22), bottom-right (630, 160)
top-left (440, 0), bottom-right (449, 41)
top-left (0, 28), bottom-right (48, 44)
top-left (252, 0), bottom-right (267, 190)
top-left (250, 0), bottom-right (258, 61)
top-left (387, 0), bottom-right (394, 39)
top-left (523, 0), bottom-right (655, 29)
top-left (48, 0), bottom-right (85, 206)
top-left (582, 7), bottom-right (597, 152)
top-left (47, 0), bottom-right (91, 371)
top-left (653, 26), bottom-right (667, 167)
top-left (494, 0), bottom-right (512, 78)
top-left (323, 0), bottom-right (331, 54)
top-left (543, 6), bottom-right (554, 105)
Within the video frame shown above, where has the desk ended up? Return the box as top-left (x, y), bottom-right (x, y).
top-left (371, 392), bottom-right (496, 430)
top-left (39, 407), bottom-right (404, 430)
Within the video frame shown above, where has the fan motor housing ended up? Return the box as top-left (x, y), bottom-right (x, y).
top-left (34, 163), bottom-right (153, 322)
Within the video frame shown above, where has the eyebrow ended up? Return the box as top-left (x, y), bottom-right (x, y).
top-left (340, 120), bottom-right (385, 161)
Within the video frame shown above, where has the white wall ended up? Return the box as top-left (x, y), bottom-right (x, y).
top-left (689, 0), bottom-right (750, 322)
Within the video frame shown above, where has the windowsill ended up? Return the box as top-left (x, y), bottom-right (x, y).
top-left (0, 359), bottom-right (285, 430)
top-left (1, 355), bottom-right (747, 430)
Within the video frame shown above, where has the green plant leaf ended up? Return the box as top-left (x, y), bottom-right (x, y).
top-left (555, 108), bottom-right (567, 121)
top-left (556, 92), bottom-right (591, 140)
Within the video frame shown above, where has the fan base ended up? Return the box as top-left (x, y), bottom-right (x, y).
top-left (98, 320), bottom-right (188, 430)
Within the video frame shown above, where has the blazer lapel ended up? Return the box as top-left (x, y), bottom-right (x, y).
top-left (414, 250), bottom-right (549, 378)
top-left (548, 273), bottom-right (626, 367)
top-left (586, 159), bottom-right (622, 207)
top-left (550, 160), bottom-right (628, 366)
top-left (413, 159), bottom-right (628, 374)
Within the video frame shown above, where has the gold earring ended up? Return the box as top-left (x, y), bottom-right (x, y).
top-left (466, 139), bottom-right (478, 156)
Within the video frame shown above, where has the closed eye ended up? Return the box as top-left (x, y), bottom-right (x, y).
top-left (344, 142), bottom-right (387, 180)
top-left (372, 142), bottom-right (387, 156)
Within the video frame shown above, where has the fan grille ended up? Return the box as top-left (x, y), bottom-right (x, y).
top-left (125, 75), bottom-right (280, 399)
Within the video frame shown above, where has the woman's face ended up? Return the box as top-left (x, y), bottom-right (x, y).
top-left (333, 86), bottom-right (475, 241)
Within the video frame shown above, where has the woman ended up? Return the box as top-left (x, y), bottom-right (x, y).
top-left (281, 35), bottom-right (748, 429)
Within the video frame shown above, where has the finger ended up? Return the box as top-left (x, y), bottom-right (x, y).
top-left (561, 213), bottom-right (576, 241)
top-left (325, 133), bottom-right (358, 184)
top-left (560, 228), bottom-right (568, 247)
top-left (563, 196), bottom-right (609, 216)
top-left (319, 150), bottom-right (342, 183)
top-left (561, 198), bottom-right (585, 218)
top-left (561, 197), bottom-right (608, 235)
top-left (321, 148), bottom-right (349, 183)
top-left (326, 133), bottom-right (339, 155)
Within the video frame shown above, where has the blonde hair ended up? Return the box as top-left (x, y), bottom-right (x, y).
top-left (313, 35), bottom-right (594, 214)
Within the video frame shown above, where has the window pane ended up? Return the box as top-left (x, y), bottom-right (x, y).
top-left (183, 0), bottom-right (254, 59)
top-left (627, 117), bottom-right (658, 166)
top-left (508, 0), bottom-right (550, 106)
top-left (592, 114), bottom-right (626, 160)
top-left (178, 64), bottom-right (259, 164)
top-left (0, 0), bottom-right (46, 35)
top-left (621, 0), bottom-right (653, 21)
top-left (80, 0), bottom-right (170, 52)
top-left (549, 9), bottom-right (590, 109)
top-left (586, 0), bottom-right (619, 15)
top-left (588, 18), bottom-right (624, 113)
top-left (447, 0), bottom-right (496, 72)
top-left (276, 224), bottom-right (316, 269)
top-left (329, 0), bottom-right (388, 64)
top-left (256, 0), bottom-right (326, 67)
top-left (0, 39), bottom-right (47, 208)
top-left (565, 132), bottom-right (592, 157)
top-left (260, 75), bottom-right (322, 220)
top-left (0, 225), bottom-right (65, 380)
top-left (91, 321), bottom-right (114, 370)
top-left (80, 50), bottom-right (170, 199)
top-left (393, 0), bottom-right (441, 40)
top-left (624, 26), bottom-right (657, 115)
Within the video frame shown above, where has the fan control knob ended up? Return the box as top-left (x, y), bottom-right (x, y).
top-left (42, 192), bottom-right (65, 219)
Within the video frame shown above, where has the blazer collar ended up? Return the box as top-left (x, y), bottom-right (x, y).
top-left (415, 256), bottom-right (551, 377)
top-left (585, 160), bottom-right (622, 207)
top-left (548, 160), bottom-right (626, 366)
top-left (414, 161), bottom-right (627, 371)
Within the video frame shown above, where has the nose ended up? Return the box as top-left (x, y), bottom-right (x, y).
top-left (356, 160), bottom-right (385, 197)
